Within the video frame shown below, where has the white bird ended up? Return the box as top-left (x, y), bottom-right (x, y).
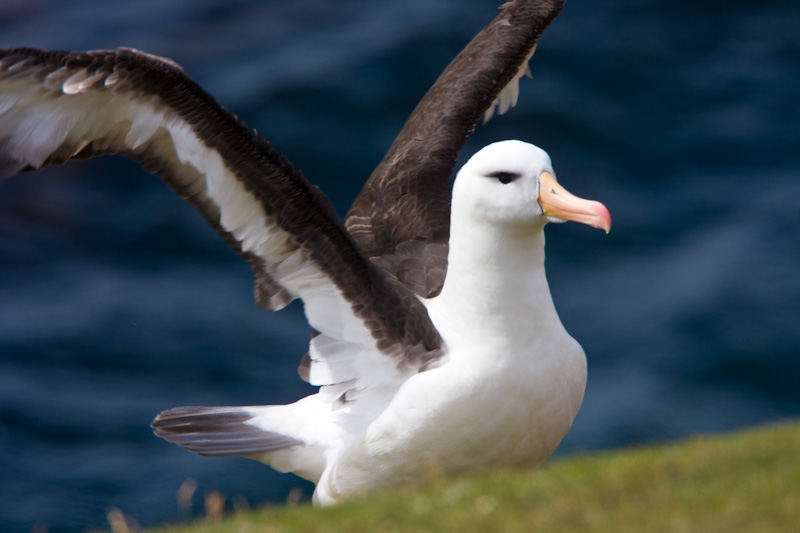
top-left (0, 0), bottom-right (610, 504)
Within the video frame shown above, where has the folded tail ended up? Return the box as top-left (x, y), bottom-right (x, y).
top-left (151, 406), bottom-right (304, 457)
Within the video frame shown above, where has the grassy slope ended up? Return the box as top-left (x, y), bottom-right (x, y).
top-left (148, 421), bottom-right (800, 533)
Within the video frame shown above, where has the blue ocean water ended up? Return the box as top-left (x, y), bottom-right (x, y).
top-left (1, 0), bottom-right (798, 531)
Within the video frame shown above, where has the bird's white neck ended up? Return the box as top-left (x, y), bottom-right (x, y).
top-left (427, 215), bottom-right (563, 359)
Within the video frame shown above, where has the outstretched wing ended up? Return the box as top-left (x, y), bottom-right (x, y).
top-left (345, 0), bottom-right (566, 298)
top-left (0, 47), bottom-right (442, 373)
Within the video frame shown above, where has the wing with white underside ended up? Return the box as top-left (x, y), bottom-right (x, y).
top-left (0, 47), bottom-right (443, 386)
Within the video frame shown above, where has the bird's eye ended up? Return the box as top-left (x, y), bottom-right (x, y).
top-left (488, 171), bottom-right (519, 185)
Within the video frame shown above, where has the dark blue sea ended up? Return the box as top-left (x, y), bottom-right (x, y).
top-left (1, 0), bottom-right (798, 531)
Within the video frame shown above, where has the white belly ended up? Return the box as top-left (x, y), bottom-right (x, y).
top-left (317, 335), bottom-right (587, 503)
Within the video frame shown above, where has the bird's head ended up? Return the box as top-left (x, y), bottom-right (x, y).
top-left (454, 140), bottom-right (611, 233)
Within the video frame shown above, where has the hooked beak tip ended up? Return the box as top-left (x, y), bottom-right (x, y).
top-left (539, 172), bottom-right (611, 233)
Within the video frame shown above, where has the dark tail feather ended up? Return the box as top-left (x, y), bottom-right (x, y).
top-left (151, 406), bottom-right (304, 457)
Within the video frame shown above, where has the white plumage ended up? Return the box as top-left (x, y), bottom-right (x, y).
top-left (160, 141), bottom-right (608, 504)
top-left (0, 0), bottom-right (611, 507)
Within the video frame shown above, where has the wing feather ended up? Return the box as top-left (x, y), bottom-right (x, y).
top-left (0, 46), bottom-right (443, 373)
top-left (345, 0), bottom-right (565, 298)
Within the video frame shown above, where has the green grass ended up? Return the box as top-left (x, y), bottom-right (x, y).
top-left (144, 421), bottom-right (800, 533)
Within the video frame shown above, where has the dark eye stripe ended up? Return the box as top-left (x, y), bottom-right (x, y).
top-left (487, 171), bottom-right (520, 184)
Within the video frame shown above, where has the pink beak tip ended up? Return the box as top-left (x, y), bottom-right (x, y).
top-left (591, 201), bottom-right (612, 234)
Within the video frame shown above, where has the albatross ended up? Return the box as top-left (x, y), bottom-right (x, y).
top-left (0, 0), bottom-right (610, 504)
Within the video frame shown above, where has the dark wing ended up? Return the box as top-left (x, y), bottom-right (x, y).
top-left (0, 47), bottom-right (442, 371)
top-left (345, 0), bottom-right (566, 298)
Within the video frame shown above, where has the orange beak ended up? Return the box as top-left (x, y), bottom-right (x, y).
top-left (538, 172), bottom-right (611, 233)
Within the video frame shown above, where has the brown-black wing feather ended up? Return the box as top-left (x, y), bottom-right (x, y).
top-left (0, 46), bottom-right (442, 369)
top-left (345, 0), bottom-right (566, 297)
